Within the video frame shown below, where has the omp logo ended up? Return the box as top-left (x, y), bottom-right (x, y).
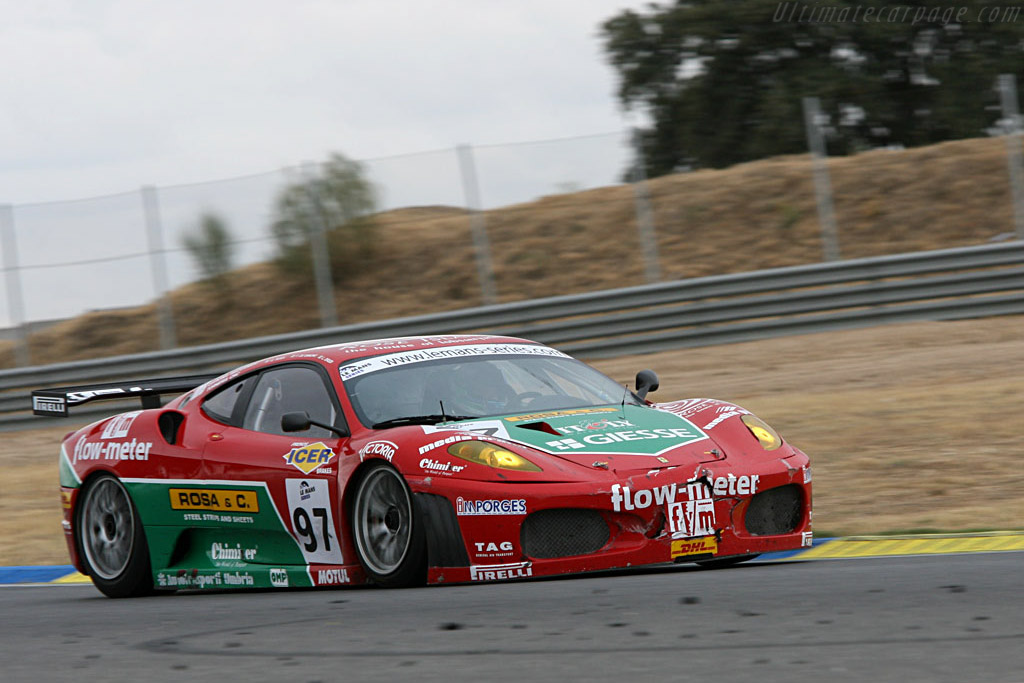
top-left (282, 442), bottom-right (336, 474)
top-left (670, 536), bottom-right (717, 559)
top-left (32, 395), bottom-right (65, 414)
top-left (269, 568), bottom-right (289, 587)
top-left (170, 488), bottom-right (259, 512)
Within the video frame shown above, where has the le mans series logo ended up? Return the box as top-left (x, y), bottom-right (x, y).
top-left (282, 442), bottom-right (337, 474)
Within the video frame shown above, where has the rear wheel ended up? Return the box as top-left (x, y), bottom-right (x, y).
top-left (76, 474), bottom-right (154, 598)
top-left (351, 464), bottom-right (426, 587)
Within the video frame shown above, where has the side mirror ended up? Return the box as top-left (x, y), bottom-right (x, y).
top-left (635, 370), bottom-right (659, 399)
top-left (281, 411), bottom-right (349, 437)
top-left (281, 411), bottom-right (312, 433)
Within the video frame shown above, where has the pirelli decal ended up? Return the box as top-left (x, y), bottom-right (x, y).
top-left (169, 488), bottom-right (260, 513)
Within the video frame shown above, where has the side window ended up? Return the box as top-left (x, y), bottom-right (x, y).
top-left (242, 366), bottom-right (339, 438)
top-left (201, 378), bottom-right (251, 424)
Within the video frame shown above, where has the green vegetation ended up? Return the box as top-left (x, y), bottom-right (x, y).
top-left (270, 153), bottom-right (378, 281)
top-left (182, 212), bottom-right (235, 287)
top-left (601, 0), bottom-right (1024, 176)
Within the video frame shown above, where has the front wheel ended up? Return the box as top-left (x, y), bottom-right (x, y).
top-left (351, 465), bottom-right (426, 587)
top-left (76, 474), bottom-right (154, 598)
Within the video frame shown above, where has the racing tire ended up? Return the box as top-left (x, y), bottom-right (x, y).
top-left (351, 464), bottom-right (427, 588)
top-left (695, 554), bottom-right (760, 569)
top-left (75, 474), bottom-right (154, 598)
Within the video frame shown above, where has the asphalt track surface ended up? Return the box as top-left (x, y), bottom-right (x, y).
top-left (1, 552), bottom-right (1021, 683)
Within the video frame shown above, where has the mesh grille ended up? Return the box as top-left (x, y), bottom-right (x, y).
top-left (521, 509), bottom-right (610, 559)
top-left (745, 484), bottom-right (803, 536)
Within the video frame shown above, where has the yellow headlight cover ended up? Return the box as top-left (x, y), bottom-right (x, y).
top-left (741, 415), bottom-right (782, 451)
top-left (447, 440), bottom-right (543, 472)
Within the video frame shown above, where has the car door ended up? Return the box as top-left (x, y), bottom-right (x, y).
top-left (199, 363), bottom-right (350, 571)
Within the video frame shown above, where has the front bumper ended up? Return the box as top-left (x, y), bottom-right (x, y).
top-left (415, 450), bottom-right (813, 584)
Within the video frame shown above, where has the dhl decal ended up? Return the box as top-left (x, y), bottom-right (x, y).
top-left (671, 536), bottom-right (717, 559)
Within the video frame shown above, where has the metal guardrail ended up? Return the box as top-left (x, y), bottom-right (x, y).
top-left (2, 241), bottom-right (1023, 430)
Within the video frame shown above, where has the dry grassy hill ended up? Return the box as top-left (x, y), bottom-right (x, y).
top-left (3, 136), bottom-right (1024, 564)
top-left (1, 135), bottom-right (1019, 368)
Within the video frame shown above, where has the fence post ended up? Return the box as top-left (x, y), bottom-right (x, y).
top-left (141, 186), bottom-right (177, 350)
top-left (456, 144), bottom-right (498, 306)
top-left (0, 204), bottom-right (30, 367)
top-left (630, 131), bottom-right (662, 283)
top-left (998, 74), bottom-right (1024, 241)
top-left (802, 97), bottom-right (842, 262)
top-left (302, 161), bottom-right (338, 328)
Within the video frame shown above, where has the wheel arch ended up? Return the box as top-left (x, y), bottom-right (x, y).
top-left (73, 470), bottom-right (156, 597)
top-left (341, 460), bottom-right (470, 573)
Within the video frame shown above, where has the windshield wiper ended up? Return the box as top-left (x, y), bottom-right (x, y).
top-left (371, 414), bottom-right (477, 429)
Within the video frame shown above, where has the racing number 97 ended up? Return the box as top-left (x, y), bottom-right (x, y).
top-left (293, 507), bottom-right (331, 552)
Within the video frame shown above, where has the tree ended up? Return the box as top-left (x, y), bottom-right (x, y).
top-left (271, 153), bottom-right (378, 279)
top-left (183, 212), bottom-right (235, 285)
top-left (601, 0), bottom-right (1024, 176)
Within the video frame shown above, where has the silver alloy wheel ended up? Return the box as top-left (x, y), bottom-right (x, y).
top-left (79, 477), bottom-right (135, 580)
top-left (353, 467), bottom-right (413, 576)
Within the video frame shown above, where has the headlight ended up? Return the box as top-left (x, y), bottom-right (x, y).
top-left (741, 415), bottom-right (782, 451)
top-left (447, 440), bottom-right (543, 472)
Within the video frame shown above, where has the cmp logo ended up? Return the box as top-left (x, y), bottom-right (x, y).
top-left (282, 442), bottom-right (337, 474)
top-left (269, 568), bottom-right (289, 588)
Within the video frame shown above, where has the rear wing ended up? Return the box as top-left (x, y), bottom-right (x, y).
top-left (31, 373), bottom-right (222, 417)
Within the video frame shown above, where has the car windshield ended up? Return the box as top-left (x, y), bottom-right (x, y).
top-left (342, 352), bottom-right (641, 428)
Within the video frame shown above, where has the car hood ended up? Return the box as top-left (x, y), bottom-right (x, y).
top-left (430, 404), bottom-right (722, 473)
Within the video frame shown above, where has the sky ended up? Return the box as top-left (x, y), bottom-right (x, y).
top-left (1, 0), bottom-right (651, 205)
top-left (0, 0), bottom-right (657, 328)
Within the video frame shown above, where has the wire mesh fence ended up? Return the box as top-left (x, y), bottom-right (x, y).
top-left (1, 92), bottom-right (1023, 368)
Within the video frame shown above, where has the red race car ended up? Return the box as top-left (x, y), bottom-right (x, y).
top-left (33, 334), bottom-right (812, 597)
